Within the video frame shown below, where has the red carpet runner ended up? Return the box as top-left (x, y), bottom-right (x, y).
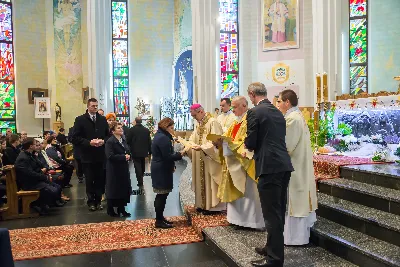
top-left (10, 209), bottom-right (229, 261)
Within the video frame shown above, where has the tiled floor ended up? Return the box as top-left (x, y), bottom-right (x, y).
top-left (0, 161), bottom-right (226, 267)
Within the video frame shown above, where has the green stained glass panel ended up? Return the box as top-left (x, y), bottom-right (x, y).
top-left (0, 121), bottom-right (16, 134)
top-left (350, 0), bottom-right (367, 18)
top-left (113, 78), bottom-right (128, 88)
top-left (112, 2), bottom-right (127, 38)
top-left (0, 82), bottom-right (15, 109)
top-left (113, 67), bottom-right (128, 77)
top-left (114, 87), bottom-right (128, 97)
top-left (350, 18), bottom-right (367, 64)
top-left (350, 66), bottom-right (367, 95)
top-left (221, 73), bottom-right (238, 99)
top-left (0, 109), bottom-right (15, 119)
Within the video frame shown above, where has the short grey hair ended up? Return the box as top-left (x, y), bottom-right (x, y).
top-left (232, 96), bottom-right (248, 107)
top-left (247, 82), bottom-right (267, 96)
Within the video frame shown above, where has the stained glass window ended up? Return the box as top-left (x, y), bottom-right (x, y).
top-left (349, 0), bottom-right (368, 95)
top-left (112, 0), bottom-right (130, 124)
top-left (219, 0), bottom-right (239, 99)
top-left (0, 0), bottom-right (16, 133)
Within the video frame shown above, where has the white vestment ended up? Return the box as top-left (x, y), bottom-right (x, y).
top-left (217, 111), bottom-right (236, 133)
top-left (283, 107), bottom-right (318, 245)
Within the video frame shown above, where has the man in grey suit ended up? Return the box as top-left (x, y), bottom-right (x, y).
top-left (244, 82), bottom-right (293, 267)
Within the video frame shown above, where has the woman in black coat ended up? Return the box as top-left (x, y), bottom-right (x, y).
top-left (105, 122), bottom-right (132, 217)
top-left (151, 118), bottom-right (185, 228)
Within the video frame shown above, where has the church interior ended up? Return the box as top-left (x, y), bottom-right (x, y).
top-left (1, 0), bottom-right (400, 266)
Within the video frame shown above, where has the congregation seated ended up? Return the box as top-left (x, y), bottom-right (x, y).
top-left (14, 138), bottom-right (63, 215)
top-left (0, 137), bottom-right (6, 206)
top-left (34, 139), bottom-right (70, 202)
top-left (45, 136), bottom-right (74, 188)
top-left (56, 128), bottom-right (68, 145)
top-left (2, 134), bottom-right (20, 166)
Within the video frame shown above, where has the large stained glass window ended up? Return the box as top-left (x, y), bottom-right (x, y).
top-left (219, 0), bottom-right (239, 99)
top-left (349, 0), bottom-right (368, 95)
top-left (0, 0), bottom-right (16, 134)
top-left (112, 0), bottom-right (130, 124)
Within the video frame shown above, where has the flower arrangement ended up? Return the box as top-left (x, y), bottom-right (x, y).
top-left (329, 134), bottom-right (360, 152)
top-left (371, 134), bottom-right (387, 147)
top-left (394, 144), bottom-right (400, 158)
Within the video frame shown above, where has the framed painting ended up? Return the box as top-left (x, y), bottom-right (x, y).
top-left (28, 88), bottom-right (49, 104)
top-left (261, 0), bottom-right (300, 51)
top-left (82, 87), bottom-right (89, 104)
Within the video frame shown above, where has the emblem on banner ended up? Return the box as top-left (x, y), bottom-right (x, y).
top-left (272, 63), bottom-right (290, 84)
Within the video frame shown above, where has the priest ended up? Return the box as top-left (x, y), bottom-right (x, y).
top-left (216, 96), bottom-right (265, 229)
top-left (217, 98), bottom-right (236, 133)
top-left (277, 89), bottom-right (318, 245)
top-left (185, 104), bottom-right (226, 213)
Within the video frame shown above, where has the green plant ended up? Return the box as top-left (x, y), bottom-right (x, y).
top-left (395, 146), bottom-right (400, 157)
top-left (336, 123), bottom-right (352, 136)
top-left (146, 116), bottom-right (156, 138)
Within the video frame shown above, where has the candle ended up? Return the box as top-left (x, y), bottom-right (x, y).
top-left (323, 72), bottom-right (328, 102)
top-left (316, 74), bottom-right (321, 103)
top-left (313, 110), bottom-right (320, 130)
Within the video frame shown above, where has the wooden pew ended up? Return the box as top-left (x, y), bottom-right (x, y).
top-left (0, 166), bottom-right (40, 220)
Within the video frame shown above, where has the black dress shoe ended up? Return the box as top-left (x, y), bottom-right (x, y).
top-left (155, 220), bottom-right (174, 229)
top-left (55, 200), bottom-right (66, 207)
top-left (255, 247), bottom-right (268, 256)
top-left (251, 258), bottom-right (283, 267)
top-left (163, 217), bottom-right (173, 225)
top-left (117, 207), bottom-right (131, 217)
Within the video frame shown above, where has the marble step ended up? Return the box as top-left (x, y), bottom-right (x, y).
top-left (317, 192), bottom-right (400, 246)
top-left (203, 225), bottom-right (356, 267)
top-left (341, 164), bottom-right (400, 190)
top-left (318, 178), bottom-right (400, 215)
top-left (311, 217), bottom-right (400, 267)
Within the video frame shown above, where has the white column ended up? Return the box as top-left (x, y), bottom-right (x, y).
top-left (86, 0), bottom-right (112, 111)
top-left (192, 0), bottom-right (219, 113)
top-left (312, 0), bottom-right (341, 102)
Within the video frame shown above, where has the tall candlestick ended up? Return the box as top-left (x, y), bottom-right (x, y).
top-left (313, 110), bottom-right (320, 130)
top-left (323, 72), bottom-right (328, 102)
top-left (316, 74), bottom-right (321, 103)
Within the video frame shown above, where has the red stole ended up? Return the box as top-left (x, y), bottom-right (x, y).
top-left (231, 122), bottom-right (242, 140)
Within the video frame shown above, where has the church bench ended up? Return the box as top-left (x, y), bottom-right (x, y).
top-left (0, 166), bottom-right (40, 220)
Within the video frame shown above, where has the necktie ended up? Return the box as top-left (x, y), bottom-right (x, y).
top-left (92, 115), bottom-right (96, 123)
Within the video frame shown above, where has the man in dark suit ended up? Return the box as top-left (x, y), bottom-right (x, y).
top-left (244, 82), bottom-right (294, 267)
top-left (71, 98), bottom-right (109, 211)
top-left (126, 117), bottom-right (151, 188)
top-left (2, 134), bottom-right (20, 165)
top-left (15, 138), bottom-right (62, 215)
top-left (56, 128), bottom-right (68, 145)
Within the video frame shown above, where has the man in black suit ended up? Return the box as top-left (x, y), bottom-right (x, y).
top-left (244, 82), bottom-right (293, 267)
top-left (68, 126), bottom-right (84, 183)
top-left (56, 128), bottom-right (68, 145)
top-left (15, 138), bottom-right (62, 215)
top-left (126, 117), bottom-right (151, 188)
top-left (2, 134), bottom-right (20, 165)
top-left (71, 98), bottom-right (109, 211)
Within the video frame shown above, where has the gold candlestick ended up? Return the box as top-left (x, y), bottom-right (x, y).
top-left (313, 109), bottom-right (320, 152)
top-left (323, 72), bottom-right (328, 102)
top-left (316, 74), bottom-right (321, 104)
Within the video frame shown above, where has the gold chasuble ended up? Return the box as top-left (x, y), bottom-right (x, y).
top-left (186, 113), bottom-right (224, 210)
top-left (216, 114), bottom-right (256, 203)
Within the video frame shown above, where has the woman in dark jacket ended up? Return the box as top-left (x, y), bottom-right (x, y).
top-left (151, 118), bottom-right (185, 228)
top-left (105, 122), bottom-right (132, 217)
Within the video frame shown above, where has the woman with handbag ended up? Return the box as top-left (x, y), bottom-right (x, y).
top-left (105, 122), bottom-right (132, 217)
top-left (151, 118), bottom-right (185, 228)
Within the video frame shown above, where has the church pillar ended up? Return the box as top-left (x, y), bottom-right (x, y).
top-left (86, 0), bottom-right (112, 112)
top-left (312, 0), bottom-right (341, 103)
top-left (192, 0), bottom-right (219, 113)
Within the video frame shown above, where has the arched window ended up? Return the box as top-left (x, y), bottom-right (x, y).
top-left (112, 0), bottom-right (130, 124)
top-left (219, 0), bottom-right (239, 99)
top-left (349, 0), bottom-right (368, 95)
top-left (0, 0), bottom-right (16, 134)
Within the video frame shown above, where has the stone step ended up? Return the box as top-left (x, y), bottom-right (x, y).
top-left (203, 225), bottom-right (356, 267)
top-left (317, 192), bottom-right (400, 246)
top-left (311, 217), bottom-right (400, 267)
top-left (318, 178), bottom-right (400, 215)
top-left (341, 164), bottom-right (400, 190)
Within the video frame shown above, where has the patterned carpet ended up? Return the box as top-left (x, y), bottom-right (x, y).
top-left (313, 155), bottom-right (381, 180)
top-left (184, 205), bottom-right (230, 236)
top-left (10, 216), bottom-right (202, 261)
